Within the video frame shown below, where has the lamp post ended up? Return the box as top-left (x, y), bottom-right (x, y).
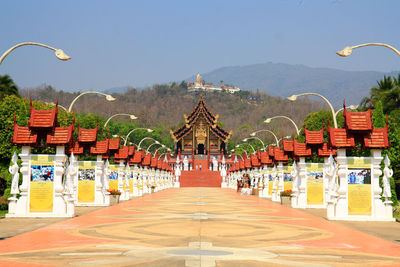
top-left (146, 143), bottom-right (164, 153)
top-left (68, 91), bottom-right (116, 112)
top-left (153, 146), bottom-right (168, 156)
top-left (0, 42), bottom-right (71, 64)
top-left (104, 113), bottom-right (137, 128)
top-left (337, 43), bottom-right (400, 57)
top-left (123, 128), bottom-right (153, 146)
top-left (250, 130), bottom-right (280, 146)
top-left (138, 137), bottom-right (159, 151)
top-left (264, 115), bottom-right (300, 135)
top-left (277, 136), bottom-right (292, 144)
top-left (242, 137), bottom-right (265, 151)
top-left (334, 105), bottom-right (359, 117)
top-left (287, 93), bottom-right (338, 128)
top-left (236, 143), bottom-right (255, 154)
top-left (112, 135), bottom-right (133, 146)
top-left (45, 102), bottom-right (68, 112)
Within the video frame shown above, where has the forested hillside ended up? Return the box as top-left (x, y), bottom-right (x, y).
top-left (22, 82), bottom-right (325, 144)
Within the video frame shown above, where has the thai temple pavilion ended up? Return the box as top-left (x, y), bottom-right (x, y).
top-left (170, 95), bottom-right (232, 156)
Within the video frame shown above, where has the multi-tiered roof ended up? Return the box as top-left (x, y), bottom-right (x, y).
top-left (12, 100), bottom-right (74, 147)
top-left (170, 96), bottom-right (232, 143)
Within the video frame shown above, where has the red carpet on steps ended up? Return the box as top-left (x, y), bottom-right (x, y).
top-left (179, 160), bottom-right (222, 187)
top-left (179, 170), bottom-right (222, 187)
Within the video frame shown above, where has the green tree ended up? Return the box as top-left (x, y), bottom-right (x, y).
top-left (0, 74), bottom-right (19, 100)
top-left (360, 74), bottom-right (400, 114)
top-left (372, 100), bottom-right (386, 128)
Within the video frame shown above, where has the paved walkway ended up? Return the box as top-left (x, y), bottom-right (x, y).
top-left (0, 188), bottom-right (400, 266)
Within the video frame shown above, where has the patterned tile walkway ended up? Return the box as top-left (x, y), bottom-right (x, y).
top-left (0, 188), bottom-right (400, 266)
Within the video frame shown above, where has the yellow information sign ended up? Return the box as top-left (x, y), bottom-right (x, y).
top-left (284, 181), bottom-right (293, 191)
top-left (129, 178), bottom-right (134, 193)
top-left (307, 182), bottom-right (324, 204)
top-left (79, 161), bottom-right (95, 169)
top-left (109, 179), bottom-right (118, 191)
top-left (283, 166), bottom-right (293, 172)
top-left (348, 158), bottom-right (372, 169)
top-left (78, 180), bottom-right (95, 202)
top-left (31, 155), bottom-right (55, 166)
top-left (268, 181), bottom-right (273, 195)
top-left (306, 163), bottom-right (324, 171)
top-left (30, 181), bottom-right (53, 212)
top-left (348, 184), bottom-right (371, 215)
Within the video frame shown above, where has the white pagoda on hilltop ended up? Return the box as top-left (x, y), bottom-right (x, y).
top-left (187, 73), bottom-right (240, 94)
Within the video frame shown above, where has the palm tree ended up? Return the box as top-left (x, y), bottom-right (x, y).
top-left (0, 74), bottom-right (19, 99)
top-left (360, 74), bottom-right (400, 114)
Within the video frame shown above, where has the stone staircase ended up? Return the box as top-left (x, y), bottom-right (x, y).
top-left (180, 159), bottom-right (221, 187)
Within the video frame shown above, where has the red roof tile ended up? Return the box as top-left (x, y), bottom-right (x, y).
top-left (260, 152), bottom-right (272, 165)
top-left (305, 128), bottom-right (324, 145)
top-left (28, 105), bottom-right (57, 129)
top-left (317, 143), bottom-right (337, 157)
top-left (282, 140), bottom-right (294, 152)
top-left (68, 142), bottom-right (84, 155)
top-left (364, 126), bottom-right (390, 149)
top-left (141, 154), bottom-right (151, 166)
top-left (157, 160), bottom-right (163, 169)
top-left (150, 156), bottom-right (158, 168)
top-left (129, 150), bottom-right (143, 165)
top-left (268, 146), bottom-right (275, 157)
top-left (162, 160), bottom-right (168, 170)
top-left (78, 126), bottom-right (98, 143)
top-left (274, 147), bottom-right (289, 162)
top-left (239, 159), bottom-right (245, 170)
top-left (46, 125), bottom-right (74, 145)
top-left (250, 154), bottom-right (261, 167)
top-left (90, 140), bottom-right (109, 154)
top-left (12, 123), bottom-right (37, 145)
top-left (344, 108), bottom-right (372, 131)
top-left (244, 158), bottom-right (252, 168)
top-left (328, 125), bottom-right (355, 148)
top-left (114, 146), bottom-right (129, 159)
top-left (108, 138), bottom-right (120, 150)
top-left (293, 141), bottom-right (312, 157)
top-left (128, 145), bottom-right (136, 156)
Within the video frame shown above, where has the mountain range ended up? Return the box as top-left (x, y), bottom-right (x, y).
top-left (187, 62), bottom-right (398, 107)
top-left (102, 62), bottom-right (398, 108)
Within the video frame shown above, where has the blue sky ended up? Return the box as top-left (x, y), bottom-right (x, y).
top-left (1, 0), bottom-right (399, 91)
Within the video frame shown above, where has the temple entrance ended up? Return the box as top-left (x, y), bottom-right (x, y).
top-left (198, 144), bottom-right (205, 154)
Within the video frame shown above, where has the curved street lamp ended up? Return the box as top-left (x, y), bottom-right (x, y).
top-left (242, 137), bottom-right (265, 151)
top-left (68, 91), bottom-right (115, 112)
top-left (250, 129), bottom-right (279, 146)
top-left (152, 145), bottom-right (169, 156)
top-left (138, 137), bottom-right (159, 151)
top-left (287, 93), bottom-right (337, 128)
top-left (146, 143), bottom-right (164, 153)
top-left (45, 102), bottom-right (68, 112)
top-left (236, 143), bottom-right (255, 154)
top-left (104, 113), bottom-right (137, 128)
top-left (337, 43), bottom-right (400, 57)
top-left (0, 42), bottom-right (71, 64)
top-left (123, 128), bottom-right (153, 146)
top-left (277, 136), bottom-right (292, 144)
top-left (264, 115), bottom-right (300, 135)
top-left (334, 105), bottom-right (359, 117)
top-left (112, 134), bottom-right (133, 146)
